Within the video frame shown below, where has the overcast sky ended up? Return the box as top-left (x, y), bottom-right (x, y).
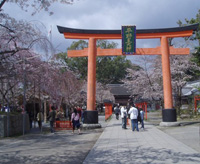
top-left (2, 0), bottom-right (200, 58)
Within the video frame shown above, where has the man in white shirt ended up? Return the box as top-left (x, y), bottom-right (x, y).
top-left (128, 104), bottom-right (139, 131)
top-left (121, 106), bottom-right (127, 129)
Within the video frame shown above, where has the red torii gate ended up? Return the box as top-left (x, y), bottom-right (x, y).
top-left (57, 24), bottom-right (198, 124)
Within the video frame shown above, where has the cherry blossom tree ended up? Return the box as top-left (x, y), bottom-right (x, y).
top-left (96, 82), bottom-right (114, 105)
top-left (123, 56), bottom-right (163, 102)
top-left (51, 67), bottom-right (84, 107)
top-left (0, 13), bottom-right (53, 58)
top-left (0, 0), bottom-right (75, 15)
top-left (0, 51), bottom-right (83, 110)
top-left (0, 12), bottom-right (83, 111)
top-left (0, 12), bottom-right (53, 107)
top-left (21, 57), bottom-right (83, 108)
top-left (170, 55), bottom-right (200, 111)
top-left (0, 1), bottom-right (85, 116)
top-left (80, 81), bottom-right (114, 110)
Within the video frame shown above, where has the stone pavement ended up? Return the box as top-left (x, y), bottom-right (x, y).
top-left (0, 115), bottom-right (200, 164)
top-left (158, 123), bottom-right (200, 153)
top-left (83, 116), bottom-right (200, 164)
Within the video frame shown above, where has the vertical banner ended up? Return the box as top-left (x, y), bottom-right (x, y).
top-left (122, 25), bottom-right (136, 55)
top-left (104, 103), bottom-right (112, 121)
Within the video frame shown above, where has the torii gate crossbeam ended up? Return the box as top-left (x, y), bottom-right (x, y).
top-left (57, 24), bottom-right (198, 124)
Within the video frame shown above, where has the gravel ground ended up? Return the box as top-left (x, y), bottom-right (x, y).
top-left (0, 116), bottom-right (108, 164)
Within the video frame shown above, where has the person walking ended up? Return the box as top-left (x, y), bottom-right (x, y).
top-left (71, 108), bottom-right (81, 134)
top-left (28, 111), bottom-right (34, 129)
top-left (140, 109), bottom-right (145, 130)
top-left (47, 106), bottom-right (56, 133)
top-left (114, 104), bottom-right (120, 120)
top-left (37, 110), bottom-right (44, 130)
top-left (137, 108), bottom-right (141, 124)
top-left (126, 102), bottom-right (131, 119)
top-left (121, 106), bottom-right (127, 129)
top-left (128, 104), bottom-right (139, 132)
top-left (81, 108), bottom-right (85, 123)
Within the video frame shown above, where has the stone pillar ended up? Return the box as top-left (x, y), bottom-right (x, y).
top-left (161, 36), bottom-right (176, 122)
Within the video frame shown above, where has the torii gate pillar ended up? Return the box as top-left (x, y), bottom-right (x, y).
top-left (84, 38), bottom-right (98, 124)
top-left (161, 36), bottom-right (176, 122)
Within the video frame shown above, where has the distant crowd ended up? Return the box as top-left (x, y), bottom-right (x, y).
top-left (114, 103), bottom-right (144, 131)
top-left (1, 102), bottom-right (145, 134)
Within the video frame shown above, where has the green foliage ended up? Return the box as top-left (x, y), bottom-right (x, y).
top-left (65, 57), bottom-right (88, 79)
top-left (191, 46), bottom-right (200, 66)
top-left (68, 40), bottom-right (88, 50)
top-left (177, 9), bottom-right (200, 80)
top-left (56, 40), bottom-right (88, 79)
top-left (177, 9), bottom-right (200, 67)
top-left (97, 40), bottom-right (118, 49)
top-left (96, 40), bottom-right (131, 84)
top-left (56, 40), bottom-right (135, 84)
top-left (66, 40), bottom-right (88, 79)
top-left (96, 56), bottom-right (132, 84)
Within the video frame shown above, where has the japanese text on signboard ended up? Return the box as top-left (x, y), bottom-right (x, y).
top-left (122, 26), bottom-right (136, 55)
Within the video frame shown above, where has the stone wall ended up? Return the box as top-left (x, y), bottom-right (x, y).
top-left (0, 114), bottom-right (30, 137)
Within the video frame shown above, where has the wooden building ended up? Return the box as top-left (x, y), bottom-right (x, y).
top-left (107, 84), bottom-right (131, 105)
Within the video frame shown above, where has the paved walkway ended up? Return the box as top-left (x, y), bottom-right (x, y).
top-left (83, 116), bottom-right (200, 164)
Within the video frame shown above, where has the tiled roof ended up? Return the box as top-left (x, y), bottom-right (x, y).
top-left (182, 80), bottom-right (200, 96)
top-left (58, 24), bottom-right (199, 34)
top-left (107, 84), bottom-right (131, 96)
